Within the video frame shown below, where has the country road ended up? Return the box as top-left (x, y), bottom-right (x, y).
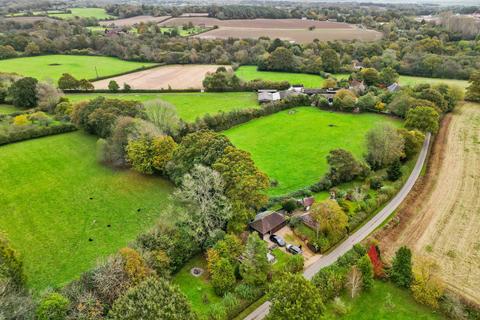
top-left (244, 133), bottom-right (431, 320)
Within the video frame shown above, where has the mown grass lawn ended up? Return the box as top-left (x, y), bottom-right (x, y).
top-left (398, 75), bottom-right (469, 91)
top-left (322, 281), bottom-right (444, 320)
top-left (67, 92), bottom-right (259, 122)
top-left (0, 131), bottom-right (173, 290)
top-left (235, 66), bottom-right (349, 88)
top-left (224, 107), bottom-right (401, 196)
top-left (173, 255), bottom-right (222, 318)
top-left (0, 55), bottom-right (157, 82)
top-left (0, 104), bottom-right (19, 114)
top-left (48, 8), bottom-right (114, 20)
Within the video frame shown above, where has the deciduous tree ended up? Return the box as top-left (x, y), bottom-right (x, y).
top-left (466, 71), bottom-right (480, 102)
top-left (366, 124), bottom-right (405, 169)
top-left (240, 233), bottom-right (270, 286)
top-left (310, 200), bottom-right (348, 242)
top-left (8, 77), bottom-right (38, 108)
top-left (405, 106), bottom-right (439, 133)
top-left (145, 99), bottom-right (180, 135)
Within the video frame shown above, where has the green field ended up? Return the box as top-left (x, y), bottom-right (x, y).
top-left (0, 104), bottom-right (19, 114)
top-left (48, 8), bottom-right (114, 20)
top-left (67, 92), bottom-right (259, 122)
top-left (0, 55), bottom-right (157, 82)
top-left (173, 255), bottom-right (222, 317)
top-left (323, 281), bottom-right (444, 320)
top-left (0, 132), bottom-right (172, 289)
top-left (224, 107), bottom-right (401, 196)
top-left (235, 66), bottom-right (349, 88)
top-left (398, 75), bottom-right (469, 90)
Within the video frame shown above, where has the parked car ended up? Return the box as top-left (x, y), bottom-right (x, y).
top-left (286, 244), bottom-right (303, 255)
top-left (269, 234), bottom-right (286, 247)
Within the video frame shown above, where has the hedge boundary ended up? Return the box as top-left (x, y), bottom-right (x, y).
top-left (0, 123), bottom-right (77, 146)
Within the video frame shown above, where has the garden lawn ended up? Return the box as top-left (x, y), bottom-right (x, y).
top-left (398, 75), bottom-right (469, 90)
top-left (173, 255), bottom-right (222, 318)
top-left (0, 55), bottom-right (157, 82)
top-left (224, 107), bottom-right (401, 196)
top-left (67, 92), bottom-right (259, 122)
top-left (322, 281), bottom-right (444, 320)
top-left (0, 104), bottom-right (19, 114)
top-left (235, 66), bottom-right (349, 88)
top-left (0, 131), bottom-right (173, 290)
top-left (48, 8), bottom-right (114, 20)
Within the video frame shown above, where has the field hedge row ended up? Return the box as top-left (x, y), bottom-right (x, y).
top-left (0, 123), bottom-right (77, 146)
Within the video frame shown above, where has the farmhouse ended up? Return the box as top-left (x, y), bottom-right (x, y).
top-left (249, 211), bottom-right (287, 238)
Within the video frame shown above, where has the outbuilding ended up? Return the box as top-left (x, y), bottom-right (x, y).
top-left (249, 211), bottom-right (287, 238)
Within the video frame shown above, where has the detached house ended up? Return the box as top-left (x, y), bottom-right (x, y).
top-left (249, 211), bottom-right (286, 238)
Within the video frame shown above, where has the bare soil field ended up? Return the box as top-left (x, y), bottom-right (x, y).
top-left (377, 103), bottom-right (480, 303)
top-left (159, 17), bottom-right (381, 43)
top-left (196, 27), bottom-right (381, 43)
top-left (159, 17), bottom-right (354, 29)
top-left (93, 64), bottom-right (230, 90)
top-left (100, 15), bottom-right (171, 27)
top-left (4, 16), bottom-right (54, 23)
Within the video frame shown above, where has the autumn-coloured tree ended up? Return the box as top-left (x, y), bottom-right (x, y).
top-left (367, 245), bottom-right (384, 278)
top-left (346, 266), bottom-right (363, 298)
top-left (310, 200), bottom-right (348, 242)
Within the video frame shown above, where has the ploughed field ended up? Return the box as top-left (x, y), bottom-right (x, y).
top-left (379, 103), bottom-right (480, 303)
top-left (0, 132), bottom-right (173, 289)
top-left (0, 55), bottom-right (157, 82)
top-left (66, 92), bottom-right (258, 122)
top-left (223, 107), bottom-right (402, 196)
top-left (159, 17), bottom-right (382, 43)
top-left (235, 66), bottom-right (349, 88)
top-left (92, 64), bottom-right (229, 90)
top-left (100, 15), bottom-right (171, 26)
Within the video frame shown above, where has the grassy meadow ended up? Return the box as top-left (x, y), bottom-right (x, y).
top-left (0, 132), bottom-right (173, 289)
top-left (398, 75), bottom-right (469, 91)
top-left (323, 281), bottom-right (444, 320)
top-left (235, 66), bottom-right (349, 88)
top-left (0, 104), bottom-right (19, 114)
top-left (48, 8), bottom-right (114, 20)
top-left (224, 107), bottom-right (401, 196)
top-left (67, 92), bottom-right (259, 122)
top-left (0, 55), bottom-right (157, 82)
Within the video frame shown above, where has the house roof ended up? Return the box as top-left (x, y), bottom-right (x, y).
top-left (302, 197), bottom-right (315, 207)
top-left (387, 83), bottom-right (401, 92)
top-left (249, 212), bottom-right (286, 235)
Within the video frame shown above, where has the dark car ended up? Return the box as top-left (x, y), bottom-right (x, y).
top-left (269, 234), bottom-right (286, 247)
top-left (286, 244), bottom-right (303, 255)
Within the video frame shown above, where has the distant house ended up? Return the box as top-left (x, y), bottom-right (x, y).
top-left (249, 211), bottom-right (286, 238)
top-left (352, 59), bottom-right (364, 71)
top-left (301, 197), bottom-right (315, 211)
top-left (258, 90), bottom-right (281, 103)
top-left (349, 79), bottom-right (366, 94)
top-left (387, 82), bottom-right (401, 92)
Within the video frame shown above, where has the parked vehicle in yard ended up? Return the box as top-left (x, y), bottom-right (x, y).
top-left (269, 234), bottom-right (286, 247)
top-left (286, 244), bottom-right (302, 255)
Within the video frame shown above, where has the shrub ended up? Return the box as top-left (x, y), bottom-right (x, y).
top-left (211, 258), bottom-right (236, 296)
top-left (332, 297), bottom-right (349, 316)
top-left (234, 283), bottom-right (262, 301)
top-left (108, 80), bottom-right (120, 92)
top-left (119, 247), bottom-right (151, 284)
top-left (370, 178), bottom-right (383, 190)
top-left (281, 198), bottom-right (298, 213)
top-left (387, 160), bottom-right (402, 181)
top-left (13, 114), bottom-right (29, 126)
top-left (8, 77), bottom-right (38, 108)
top-left (357, 255), bottom-right (374, 290)
top-left (0, 232), bottom-right (26, 288)
top-left (284, 254), bottom-right (304, 273)
top-left (312, 264), bottom-right (347, 301)
top-left (109, 277), bottom-right (195, 320)
top-left (36, 292), bottom-right (69, 320)
top-left (390, 246), bottom-right (413, 288)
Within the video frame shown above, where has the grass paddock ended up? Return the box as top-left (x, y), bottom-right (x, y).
top-left (0, 55), bottom-right (156, 82)
top-left (67, 92), bottom-right (259, 122)
top-left (48, 8), bottom-right (114, 20)
top-left (224, 107), bottom-right (401, 196)
top-left (0, 132), bottom-right (172, 289)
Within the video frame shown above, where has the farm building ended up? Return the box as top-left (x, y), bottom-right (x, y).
top-left (387, 82), bottom-right (401, 92)
top-left (299, 196), bottom-right (315, 211)
top-left (249, 211), bottom-right (287, 238)
top-left (257, 85), bottom-right (305, 103)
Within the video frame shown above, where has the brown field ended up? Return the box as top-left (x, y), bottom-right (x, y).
top-left (195, 27), bottom-right (381, 43)
top-left (159, 17), bottom-right (381, 43)
top-left (4, 16), bottom-right (54, 23)
top-left (93, 64), bottom-right (230, 90)
top-left (100, 15), bottom-right (171, 27)
top-left (377, 103), bottom-right (480, 303)
top-left (159, 17), bottom-right (354, 29)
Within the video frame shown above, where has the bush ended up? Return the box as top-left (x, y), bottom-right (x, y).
top-left (284, 254), bottom-right (304, 273)
top-left (234, 283), bottom-right (262, 301)
top-left (370, 178), bottom-right (383, 190)
top-left (36, 292), bottom-right (69, 320)
top-left (0, 122), bottom-right (77, 146)
top-left (332, 297), bottom-right (349, 316)
top-left (281, 198), bottom-right (298, 213)
top-left (312, 264), bottom-right (347, 301)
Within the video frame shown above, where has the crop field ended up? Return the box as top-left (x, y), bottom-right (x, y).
top-left (235, 66), bottom-right (349, 88)
top-left (93, 64), bottom-right (229, 90)
top-left (100, 15), bottom-right (171, 27)
top-left (323, 281), bottom-right (444, 320)
top-left (0, 55), bottom-right (157, 82)
top-left (159, 18), bottom-right (382, 43)
top-left (67, 92), bottom-right (258, 122)
top-left (0, 132), bottom-right (173, 289)
top-left (378, 103), bottom-right (480, 303)
top-left (48, 8), bottom-right (114, 20)
top-left (398, 75), bottom-right (469, 91)
top-left (224, 107), bottom-right (401, 196)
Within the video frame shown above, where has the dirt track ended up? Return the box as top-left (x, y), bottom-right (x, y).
top-left (93, 64), bottom-right (229, 90)
top-left (378, 103), bottom-right (480, 303)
